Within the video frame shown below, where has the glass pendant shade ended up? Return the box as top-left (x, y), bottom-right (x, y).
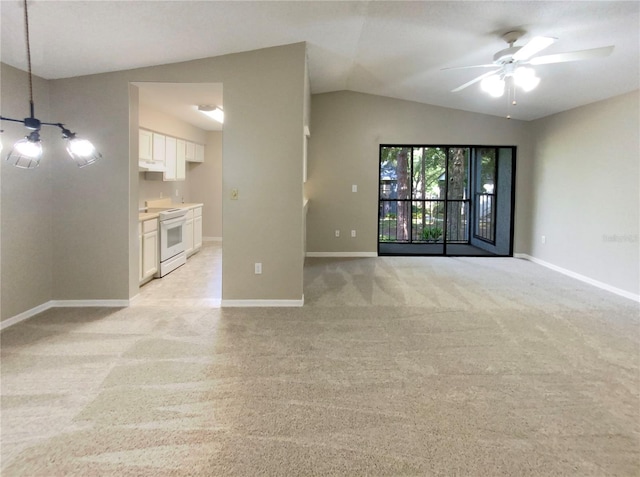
top-left (6, 133), bottom-right (43, 169)
top-left (514, 67), bottom-right (540, 92)
top-left (65, 137), bottom-right (102, 168)
top-left (480, 75), bottom-right (505, 97)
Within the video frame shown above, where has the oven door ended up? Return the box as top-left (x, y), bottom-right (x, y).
top-left (160, 216), bottom-right (186, 262)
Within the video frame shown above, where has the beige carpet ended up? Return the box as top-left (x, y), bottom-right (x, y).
top-left (1, 248), bottom-right (639, 476)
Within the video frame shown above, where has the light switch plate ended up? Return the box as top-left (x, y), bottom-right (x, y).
top-left (352, 184), bottom-right (357, 192)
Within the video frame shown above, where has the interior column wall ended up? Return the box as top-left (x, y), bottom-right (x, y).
top-left (2, 43), bottom-right (306, 308)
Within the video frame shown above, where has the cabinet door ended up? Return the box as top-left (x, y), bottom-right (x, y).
top-left (185, 218), bottom-right (194, 256)
top-left (185, 142), bottom-right (196, 162)
top-left (194, 144), bottom-right (205, 163)
top-left (176, 139), bottom-right (186, 181)
top-left (194, 214), bottom-right (203, 250)
top-left (138, 225), bottom-right (144, 282)
top-left (139, 130), bottom-right (153, 161)
top-left (152, 133), bottom-right (166, 164)
top-left (142, 230), bottom-right (158, 279)
top-left (164, 136), bottom-right (177, 181)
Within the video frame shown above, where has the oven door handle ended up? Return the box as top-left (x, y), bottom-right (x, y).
top-left (162, 216), bottom-right (186, 227)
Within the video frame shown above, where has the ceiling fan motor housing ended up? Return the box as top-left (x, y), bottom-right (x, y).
top-left (493, 46), bottom-right (522, 65)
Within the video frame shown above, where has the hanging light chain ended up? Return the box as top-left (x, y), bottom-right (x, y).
top-left (23, 0), bottom-right (35, 113)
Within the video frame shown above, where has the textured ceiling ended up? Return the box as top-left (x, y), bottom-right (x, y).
top-left (1, 1), bottom-right (638, 121)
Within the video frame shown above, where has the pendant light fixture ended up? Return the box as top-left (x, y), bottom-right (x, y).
top-left (0, 0), bottom-right (102, 169)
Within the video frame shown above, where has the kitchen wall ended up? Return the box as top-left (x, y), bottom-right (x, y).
top-left (137, 101), bottom-right (207, 208)
top-left (529, 90), bottom-right (639, 296)
top-left (47, 42), bottom-right (306, 304)
top-left (189, 131), bottom-right (223, 240)
top-left (0, 64), bottom-right (54, 322)
top-left (305, 91), bottom-right (534, 255)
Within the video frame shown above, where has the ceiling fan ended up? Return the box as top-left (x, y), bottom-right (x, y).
top-left (446, 30), bottom-right (614, 97)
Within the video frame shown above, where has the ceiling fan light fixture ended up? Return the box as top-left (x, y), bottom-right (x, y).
top-left (514, 67), bottom-right (540, 92)
top-left (480, 75), bottom-right (505, 97)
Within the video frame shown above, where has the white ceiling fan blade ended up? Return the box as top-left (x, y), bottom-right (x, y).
top-left (530, 45), bottom-right (614, 65)
top-left (452, 70), bottom-right (500, 93)
top-left (441, 64), bottom-right (497, 71)
top-left (512, 36), bottom-right (556, 61)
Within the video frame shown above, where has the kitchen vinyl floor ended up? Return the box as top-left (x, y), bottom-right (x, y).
top-left (133, 241), bottom-right (222, 307)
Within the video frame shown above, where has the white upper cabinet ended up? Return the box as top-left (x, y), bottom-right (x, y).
top-left (164, 136), bottom-right (178, 180)
top-left (176, 139), bottom-right (187, 181)
top-left (152, 133), bottom-right (166, 164)
top-left (140, 128), bottom-right (201, 179)
top-left (185, 141), bottom-right (196, 162)
top-left (184, 141), bottom-right (205, 163)
top-left (139, 129), bottom-right (153, 161)
top-left (194, 144), bottom-right (205, 163)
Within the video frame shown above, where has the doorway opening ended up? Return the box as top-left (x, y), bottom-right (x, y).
top-left (131, 82), bottom-right (223, 304)
top-left (378, 145), bottom-right (515, 257)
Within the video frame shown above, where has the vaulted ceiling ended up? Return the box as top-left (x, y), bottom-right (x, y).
top-left (1, 1), bottom-right (638, 121)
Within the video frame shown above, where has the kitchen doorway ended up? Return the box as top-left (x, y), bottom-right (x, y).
top-left (378, 145), bottom-right (515, 257)
top-left (132, 82), bottom-right (223, 303)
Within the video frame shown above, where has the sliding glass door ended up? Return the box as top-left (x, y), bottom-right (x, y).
top-left (378, 145), bottom-right (515, 256)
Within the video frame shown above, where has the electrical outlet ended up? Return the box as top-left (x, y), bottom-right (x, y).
top-left (351, 230), bottom-right (356, 238)
top-left (335, 230), bottom-right (340, 237)
top-left (254, 263), bottom-right (262, 274)
top-left (352, 184), bottom-right (358, 193)
top-left (541, 235), bottom-right (546, 244)
top-left (231, 188), bottom-right (239, 200)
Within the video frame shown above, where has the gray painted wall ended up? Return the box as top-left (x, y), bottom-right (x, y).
top-left (49, 42), bottom-right (306, 303)
top-left (529, 90), bottom-right (639, 295)
top-left (306, 89), bottom-right (639, 296)
top-left (2, 51), bottom-right (637, 321)
top-left (1, 64), bottom-right (54, 320)
top-left (305, 91), bottom-right (533, 255)
top-left (189, 131), bottom-right (223, 240)
top-left (1, 42), bottom-right (307, 320)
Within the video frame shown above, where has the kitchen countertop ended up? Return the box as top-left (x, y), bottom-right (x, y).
top-left (171, 203), bottom-right (204, 210)
top-left (139, 212), bottom-right (160, 222)
top-left (138, 203), bottom-right (203, 222)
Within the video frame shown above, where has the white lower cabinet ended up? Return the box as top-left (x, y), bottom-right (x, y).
top-left (194, 207), bottom-right (203, 250)
top-left (139, 218), bottom-right (159, 284)
top-left (184, 206), bottom-right (203, 257)
top-left (185, 209), bottom-right (194, 257)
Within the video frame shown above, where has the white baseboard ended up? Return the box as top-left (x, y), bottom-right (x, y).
top-left (515, 253), bottom-right (640, 302)
top-left (1, 299), bottom-right (130, 331)
top-left (203, 236), bottom-right (222, 242)
top-left (221, 296), bottom-right (304, 307)
top-left (0, 301), bottom-right (54, 331)
top-left (306, 252), bottom-right (377, 258)
top-left (51, 300), bottom-right (130, 308)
